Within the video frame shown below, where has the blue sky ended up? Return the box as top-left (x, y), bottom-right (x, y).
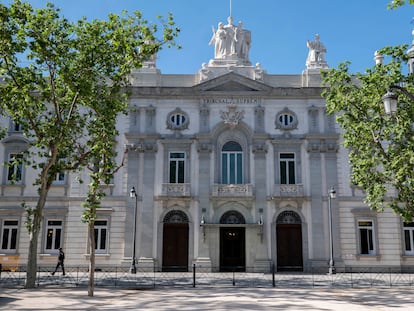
top-left (4, 0), bottom-right (414, 75)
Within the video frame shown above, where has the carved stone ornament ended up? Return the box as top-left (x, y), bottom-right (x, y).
top-left (220, 104), bottom-right (245, 128)
top-left (197, 142), bottom-right (213, 153)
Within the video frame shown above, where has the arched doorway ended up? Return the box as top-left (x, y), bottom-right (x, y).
top-left (276, 211), bottom-right (303, 271)
top-left (162, 210), bottom-right (189, 272)
top-left (219, 211), bottom-right (246, 272)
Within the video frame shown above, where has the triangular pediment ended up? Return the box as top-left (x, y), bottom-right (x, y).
top-left (194, 72), bottom-right (272, 93)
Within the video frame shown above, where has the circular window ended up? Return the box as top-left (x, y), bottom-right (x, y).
top-left (170, 113), bottom-right (186, 126)
top-left (166, 108), bottom-right (189, 131)
top-left (275, 108), bottom-right (298, 130)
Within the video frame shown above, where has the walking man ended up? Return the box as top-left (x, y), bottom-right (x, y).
top-left (51, 247), bottom-right (65, 276)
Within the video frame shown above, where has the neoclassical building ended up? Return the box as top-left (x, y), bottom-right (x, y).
top-left (1, 16), bottom-right (413, 273)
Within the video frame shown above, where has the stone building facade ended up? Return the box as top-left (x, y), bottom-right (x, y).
top-left (1, 16), bottom-right (413, 273)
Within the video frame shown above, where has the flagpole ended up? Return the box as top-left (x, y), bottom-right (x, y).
top-left (230, 0), bottom-right (232, 17)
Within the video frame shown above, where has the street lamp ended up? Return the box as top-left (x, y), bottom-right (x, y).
top-left (382, 85), bottom-right (414, 115)
top-left (381, 90), bottom-right (398, 115)
top-left (328, 187), bottom-right (336, 275)
top-left (129, 186), bottom-right (138, 274)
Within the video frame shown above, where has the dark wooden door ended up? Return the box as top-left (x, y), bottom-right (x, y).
top-left (220, 227), bottom-right (245, 271)
top-left (162, 223), bottom-right (189, 271)
top-left (277, 224), bottom-right (303, 271)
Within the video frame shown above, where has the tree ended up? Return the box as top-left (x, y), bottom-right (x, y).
top-left (0, 0), bottom-right (179, 289)
top-left (81, 98), bottom-right (128, 297)
top-left (388, 0), bottom-right (414, 9)
top-left (322, 45), bottom-right (414, 221)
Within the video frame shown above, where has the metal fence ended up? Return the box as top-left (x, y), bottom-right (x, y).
top-left (2, 265), bottom-right (414, 289)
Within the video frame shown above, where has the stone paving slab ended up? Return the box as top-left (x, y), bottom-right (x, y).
top-left (1, 287), bottom-right (414, 310)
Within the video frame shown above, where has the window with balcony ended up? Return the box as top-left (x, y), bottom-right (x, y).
top-left (169, 152), bottom-right (185, 183)
top-left (280, 153), bottom-right (295, 184)
top-left (221, 141), bottom-right (243, 184)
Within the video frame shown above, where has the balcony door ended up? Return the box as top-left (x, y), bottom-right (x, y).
top-left (221, 141), bottom-right (243, 184)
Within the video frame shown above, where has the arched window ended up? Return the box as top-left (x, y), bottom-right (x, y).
top-left (163, 210), bottom-right (189, 224)
top-left (276, 211), bottom-right (301, 224)
top-left (221, 141), bottom-right (243, 184)
top-left (220, 211), bottom-right (246, 224)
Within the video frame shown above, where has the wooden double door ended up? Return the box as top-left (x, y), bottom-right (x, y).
top-left (162, 223), bottom-right (189, 272)
top-left (276, 224), bottom-right (303, 271)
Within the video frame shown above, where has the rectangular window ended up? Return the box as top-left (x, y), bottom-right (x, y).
top-left (11, 122), bottom-right (22, 132)
top-left (404, 222), bottom-right (414, 255)
top-left (280, 153), bottom-right (295, 184)
top-left (169, 152), bottom-right (185, 183)
top-left (45, 220), bottom-right (62, 251)
top-left (53, 171), bottom-right (65, 184)
top-left (1, 220), bottom-right (18, 251)
top-left (358, 220), bottom-right (375, 255)
top-left (94, 220), bottom-right (108, 253)
top-left (7, 153), bottom-right (23, 183)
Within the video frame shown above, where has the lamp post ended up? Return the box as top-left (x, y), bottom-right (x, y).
top-left (328, 187), bottom-right (336, 275)
top-left (129, 186), bottom-right (138, 274)
top-left (382, 85), bottom-right (414, 115)
top-left (381, 90), bottom-right (398, 115)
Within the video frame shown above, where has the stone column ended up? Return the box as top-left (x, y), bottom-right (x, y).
top-left (194, 141), bottom-right (212, 270)
top-left (325, 144), bottom-right (340, 267)
top-left (137, 141), bottom-right (158, 270)
top-left (125, 145), bottom-right (140, 261)
top-left (252, 142), bottom-right (271, 271)
top-left (307, 141), bottom-right (324, 263)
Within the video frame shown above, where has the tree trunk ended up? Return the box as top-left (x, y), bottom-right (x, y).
top-left (88, 221), bottom-right (95, 297)
top-left (25, 229), bottom-right (39, 288)
top-left (25, 195), bottom-right (47, 288)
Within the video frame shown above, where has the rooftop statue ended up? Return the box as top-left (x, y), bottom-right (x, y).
top-left (209, 22), bottom-right (227, 59)
top-left (209, 16), bottom-right (251, 62)
top-left (306, 34), bottom-right (328, 69)
top-left (235, 21), bottom-right (251, 60)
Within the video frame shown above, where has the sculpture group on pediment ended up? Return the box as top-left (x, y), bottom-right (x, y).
top-left (209, 16), bottom-right (251, 61)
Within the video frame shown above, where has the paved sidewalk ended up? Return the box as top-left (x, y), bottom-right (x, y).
top-left (1, 287), bottom-right (414, 310)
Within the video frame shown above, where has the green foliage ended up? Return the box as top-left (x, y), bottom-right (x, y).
top-left (0, 0), bottom-right (179, 287)
top-left (322, 45), bottom-right (414, 221)
top-left (23, 202), bottom-right (34, 233)
top-left (388, 0), bottom-right (414, 9)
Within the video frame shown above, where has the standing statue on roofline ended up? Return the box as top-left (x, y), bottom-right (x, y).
top-left (306, 34), bottom-right (328, 69)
